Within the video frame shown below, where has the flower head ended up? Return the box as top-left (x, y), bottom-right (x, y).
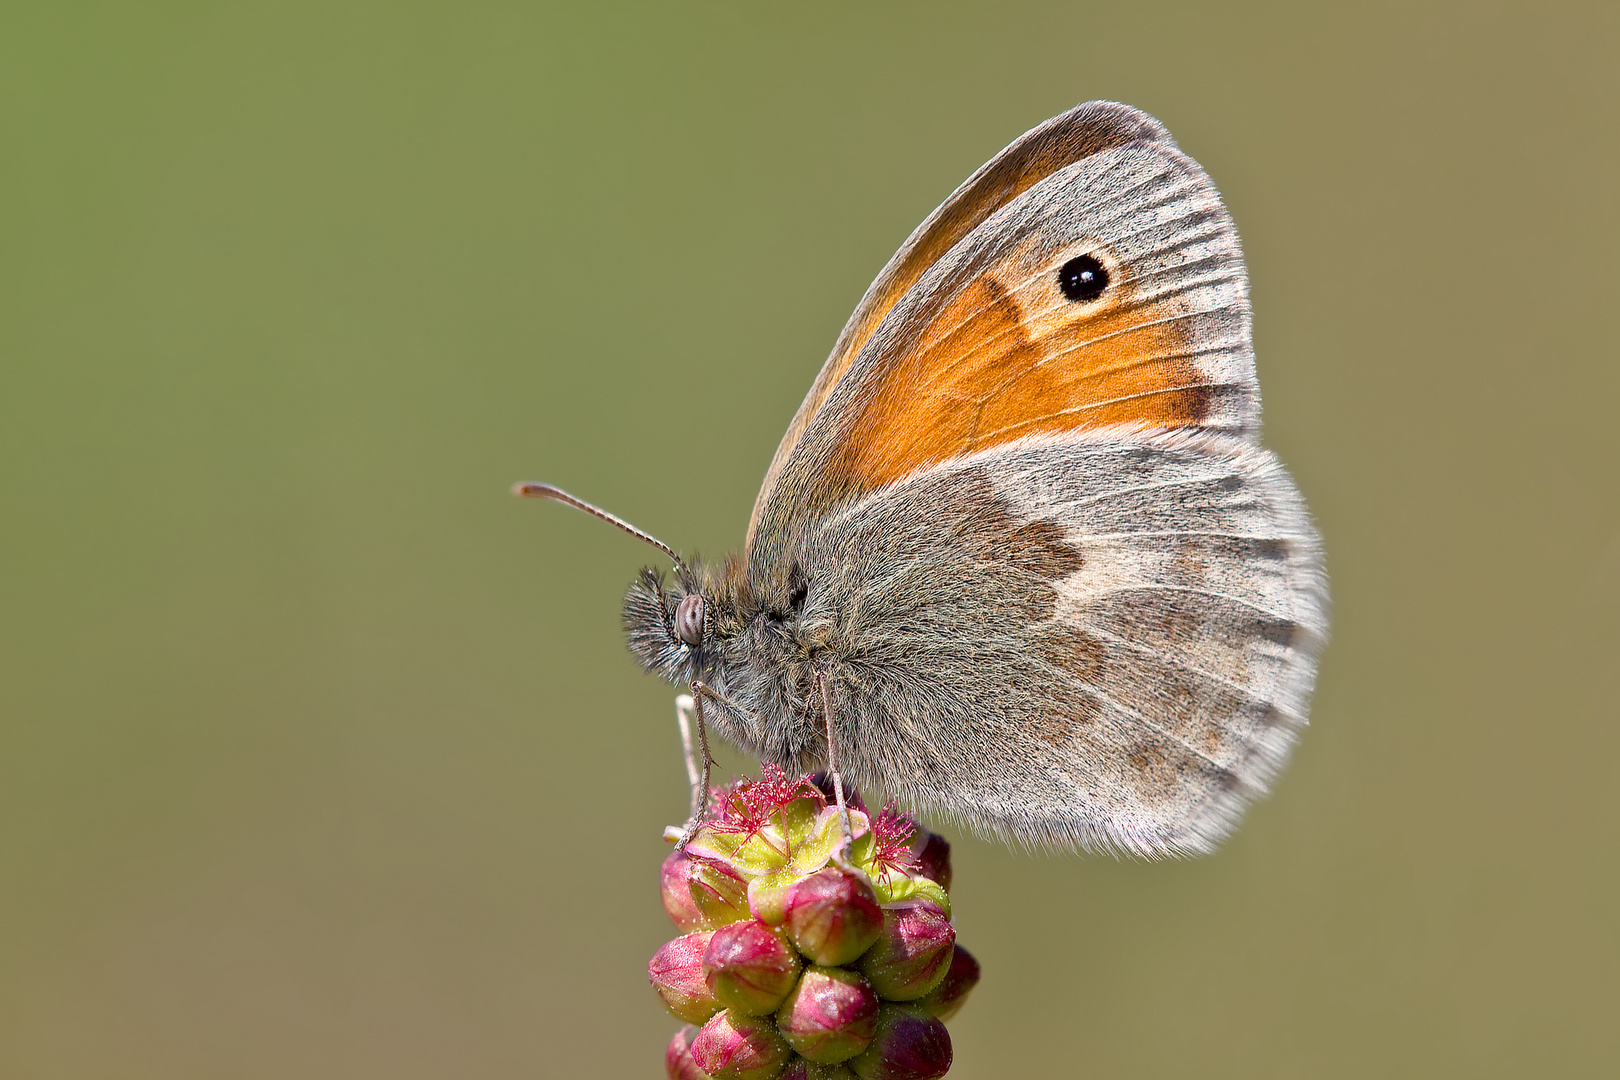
top-left (653, 770), bottom-right (978, 1078)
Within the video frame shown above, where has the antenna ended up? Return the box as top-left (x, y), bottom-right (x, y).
top-left (512, 482), bottom-right (686, 573)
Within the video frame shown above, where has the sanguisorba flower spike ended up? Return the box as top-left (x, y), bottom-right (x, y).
top-left (652, 768), bottom-right (979, 1080)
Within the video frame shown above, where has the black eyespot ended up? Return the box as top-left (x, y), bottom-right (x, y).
top-left (674, 594), bottom-right (705, 647)
top-left (1058, 254), bottom-right (1108, 302)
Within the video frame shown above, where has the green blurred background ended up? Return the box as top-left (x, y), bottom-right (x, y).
top-left (3, 2), bottom-right (1616, 1076)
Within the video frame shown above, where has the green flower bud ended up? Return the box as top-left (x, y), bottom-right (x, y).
top-left (783, 868), bottom-right (883, 966)
top-left (916, 945), bottom-right (979, 1022)
top-left (692, 1009), bottom-right (793, 1080)
top-left (650, 930), bottom-right (722, 1025)
top-left (775, 965), bottom-right (880, 1064)
top-left (704, 920), bottom-right (804, 1015)
top-left (670, 850), bottom-right (753, 929)
top-left (747, 875), bottom-right (794, 927)
top-left (868, 873), bottom-right (950, 918)
top-left (856, 900), bottom-right (954, 1001)
top-left (847, 1004), bottom-right (952, 1080)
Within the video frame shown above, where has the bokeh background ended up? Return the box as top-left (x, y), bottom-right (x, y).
top-left (4, 2), bottom-right (1616, 1076)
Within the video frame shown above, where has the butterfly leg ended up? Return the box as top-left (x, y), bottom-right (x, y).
top-left (673, 693), bottom-right (704, 814)
top-left (672, 689), bottom-right (715, 850)
top-left (815, 671), bottom-right (855, 858)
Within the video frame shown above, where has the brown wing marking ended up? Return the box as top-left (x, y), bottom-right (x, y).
top-left (792, 429), bottom-right (1326, 856)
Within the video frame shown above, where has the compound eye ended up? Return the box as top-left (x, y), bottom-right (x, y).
top-left (675, 594), bottom-right (705, 647)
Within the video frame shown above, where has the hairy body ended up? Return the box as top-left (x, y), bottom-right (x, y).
top-left (599, 101), bottom-right (1326, 857)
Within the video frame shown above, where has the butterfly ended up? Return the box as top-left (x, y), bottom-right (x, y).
top-left (519, 101), bottom-right (1327, 857)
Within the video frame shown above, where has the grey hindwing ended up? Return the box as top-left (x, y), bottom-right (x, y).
top-left (794, 426), bottom-right (1326, 857)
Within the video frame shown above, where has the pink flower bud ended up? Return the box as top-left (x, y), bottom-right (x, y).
top-left (910, 832), bottom-right (951, 892)
top-left (704, 920), bottom-right (804, 1015)
top-left (664, 849), bottom-right (751, 930)
top-left (692, 1009), bottom-right (793, 1080)
top-left (661, 850), bottom-right (708, 931)
top-left (783, 868), bottom-right (883, 967)
top-left (855, 901), bottom-right (955, 1001)
top-left (775, 964), bottom-right (880, 1064)
top-left (650, 930), bottom-right (722, 1025)
top-left (846, 1004), bottom-right (952, 1080)
top-left (781, 1060), bottom-right (859, 1080)
top-left (666, 1025), bottom-right (710, 1080)
top-left (916, 945), bottom-right (979, 1022)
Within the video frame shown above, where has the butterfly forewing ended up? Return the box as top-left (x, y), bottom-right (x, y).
top-left (747, 101), bottom-right (1177, 553)
top-left (750, 133), bottom-right (1260, 585)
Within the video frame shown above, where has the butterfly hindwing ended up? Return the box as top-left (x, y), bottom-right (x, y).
top-left (788, 428), bottom-right (1324, 856)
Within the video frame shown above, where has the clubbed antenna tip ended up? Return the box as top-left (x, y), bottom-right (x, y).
top-left (512, 480), bottom-right (685, 573)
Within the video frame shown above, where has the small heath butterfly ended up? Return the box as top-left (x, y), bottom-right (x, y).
top-left (518, 102), bottom-right (1326, 857)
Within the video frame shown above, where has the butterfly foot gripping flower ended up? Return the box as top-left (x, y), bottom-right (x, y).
top-left (651, 769), bottom-right (978, 1080)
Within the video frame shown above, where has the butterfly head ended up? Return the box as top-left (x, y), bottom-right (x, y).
top-left (622, 566), bottom-right (700, 683)
top-left (623, 556), bottom-right (755, 687)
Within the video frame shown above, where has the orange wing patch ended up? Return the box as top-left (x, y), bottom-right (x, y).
top-left (746, 102), bottom-right (1174, 551)
top-left (746, 125), bottom-right (1258, 582)
top-left (841, 255), bottom-right (1210, 488)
